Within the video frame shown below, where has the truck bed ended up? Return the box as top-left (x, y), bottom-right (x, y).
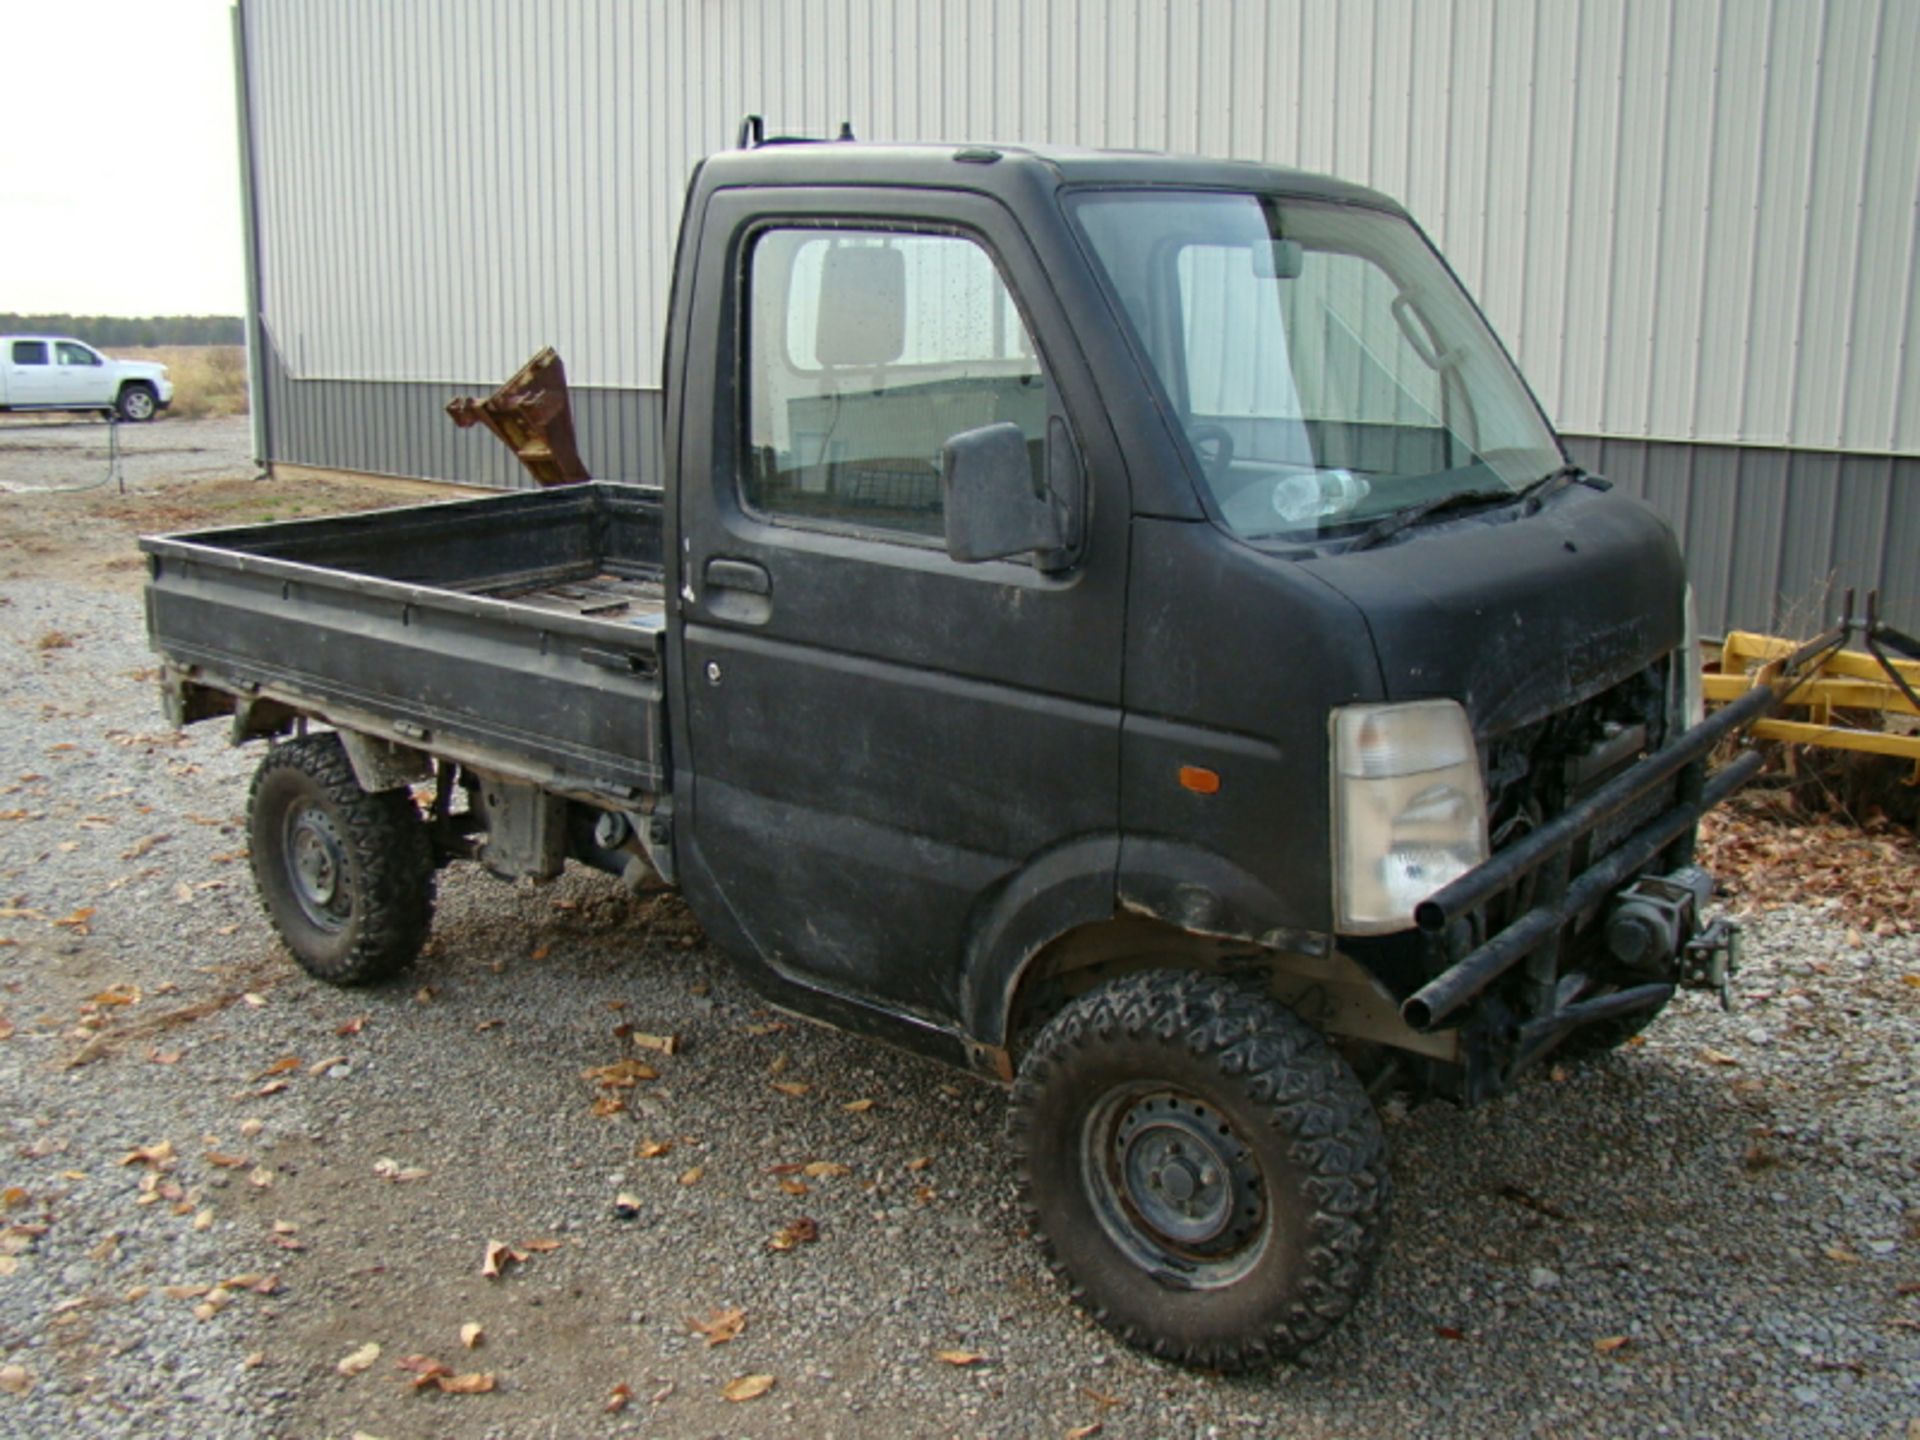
top-left (142, 483), bottom-right (668, 802)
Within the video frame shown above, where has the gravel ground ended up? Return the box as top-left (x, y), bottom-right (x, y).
top-left (0, 413), bottom-right (255, 494)
top-left (0, 474), bottom-right (1915, 1438)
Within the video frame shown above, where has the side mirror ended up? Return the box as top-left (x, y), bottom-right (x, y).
top-left (940, 421), bottom-right (1077, 569)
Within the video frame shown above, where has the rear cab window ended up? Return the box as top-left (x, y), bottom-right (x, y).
top-left (11, 341), bottom-right (49, 366)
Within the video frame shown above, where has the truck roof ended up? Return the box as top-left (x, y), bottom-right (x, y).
top-left (697, 140), bottom-right (1406, 215)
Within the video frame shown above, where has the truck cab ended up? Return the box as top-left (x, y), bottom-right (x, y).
top-left (145, 138), bottom-right (1751, 1371)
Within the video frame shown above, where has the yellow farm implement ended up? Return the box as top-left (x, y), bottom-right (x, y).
top-left (1704, 590), bottom-right (1920, 780)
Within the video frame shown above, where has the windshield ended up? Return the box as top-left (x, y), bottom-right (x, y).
top-left (1071, 191), bottom-right (1564, 540)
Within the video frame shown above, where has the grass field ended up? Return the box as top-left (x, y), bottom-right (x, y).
top-left (109, 344), bottom-right (248, 419)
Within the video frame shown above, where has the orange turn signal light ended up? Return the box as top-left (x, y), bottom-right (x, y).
top-left (1177, 765), bottom-right (1221, 795)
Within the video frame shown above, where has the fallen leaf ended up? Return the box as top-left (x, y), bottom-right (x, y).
top-left (460, 1322), bottom-right (483, 1349)
top-left (0, 1364), bottom-right (31, 1397)
top-left (88, 983), bottom-right (141, 1006)
top-left (605, 1382), bottom-right (633, 1412)
top-left (1846, 926), bottom-right (1865, 948)
top-left (722, 1373), bottom-right (775, 1403)
top-left (253, 1056), bottom-right (301, 1082)
top-left (1594, 1335), bottom-right (1632, 1354)
top-left (372, 1158), bottom-right (429, 1183)
top-left (802, 1161), bottom-right (849, 1178)
top-left (51, 907), bottom-right (94, 934)
top-left (636, 1139), bottom-right (672, 1159)
top-left (248, 1167), bottom-right (275, 1189)
top-left (1824, 1245), bottom-right (1863, 1264)
top-left (689, 1307), bottom-right (746, 1346)
top-left (630, 1032), bottom-right (678, 1056)
top-left (481, 1241), bottom-right (527, 1279)
top-left (336, 1016), bottom-right (368, 1036)
top-left (1435, 1325), bottom-right (1467, 1341)
top-left (522, 1237), bottom-right (563, 1253)
top-left (767, 1217), bottom-right (819, 1251)
top-left (205, 1152), bottom-right (247, 1169)
top-left (906, 1155), bottom-right (933, 1172)
top-left (613, 1192), bottom-right (643, 1219)
top-left (582, 1059), bottom-right (657, 1089)
top-left (0, 1188), bottom-right (26, 1211)
top-left (119, 1141), bottom-right (175, 1168)
top-left (307, 1054), bottom-right (348, 1076)
top-left (743, 1021), bottom-right (789, 1036)
top-left (589, 1095), bottom-right (626, 1118)
top-left (1066, 1425), bottom-right (1104, 1440)
top-left (770, 1081), bottom-right (811, 1097)
top-left (255, 1079), bottom-right (289, 1097)
top-left (842, 1098), bottom-right (876, 1113)
top-left (678, 1166), bottom-right (704, 1186)
top-left (936, 1349), bottom-right (988, 1367)
top-left (779, 1178), bottom-right (808, 1196)
top-left (192, 1208), bottom-right (215, 1231)
top-left (120, 833), bottom-right (170, 860)
top-left (1699, 1047), bottom-right (1740, 1067)
top-left (148, 1048), bottom-right (182, 1065)
top-left (336, 1342), bottom-right (381, 1377)
top-left (530, 944), bottom-right (550, 962)
top-left (437, 1371), bottom-right (495, 1395)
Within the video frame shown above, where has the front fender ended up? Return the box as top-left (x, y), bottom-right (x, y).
top-left (959, 834), bottom-right (1337, 1050)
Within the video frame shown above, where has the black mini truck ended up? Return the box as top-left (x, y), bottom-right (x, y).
top-left (144, 140), bottom-right (1753, 1369)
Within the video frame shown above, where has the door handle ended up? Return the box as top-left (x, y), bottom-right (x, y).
top-left (701, 557), bottom-right (773, 625)
top-left (704, 558), bottom-right (771, 595)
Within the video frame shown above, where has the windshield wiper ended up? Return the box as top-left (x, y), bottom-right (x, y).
top-left (1344, 463), bottom-right (1593, 553)
top-left (1343, 488), bottom-right (1512, 552)
top-left (1512, 462), bottom-right (1588, 512)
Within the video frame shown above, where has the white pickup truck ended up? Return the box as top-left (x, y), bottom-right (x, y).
top-left (0, 336), bottom-right (173, 421)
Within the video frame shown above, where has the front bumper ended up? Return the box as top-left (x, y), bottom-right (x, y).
top-left (1398, 684), bottom-right (1774, 1090)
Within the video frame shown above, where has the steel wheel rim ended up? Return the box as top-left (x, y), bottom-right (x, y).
top-left (284, 801), bottom-right (351, 932)
top-left (1081, 1085), bottom-right (1269, 1288)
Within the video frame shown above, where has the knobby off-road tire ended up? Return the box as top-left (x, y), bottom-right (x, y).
top-left (247, 734), bottom-right (435, 985)
top-left (1010, 971), bottom-right (1389, 1371)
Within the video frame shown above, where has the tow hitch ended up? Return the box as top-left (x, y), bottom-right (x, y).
top-left (1680, 917), bottom-right (1741, 1010)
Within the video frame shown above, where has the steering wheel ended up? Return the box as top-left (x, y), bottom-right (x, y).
top-left (1187, 423), bottom-right (1236, 483)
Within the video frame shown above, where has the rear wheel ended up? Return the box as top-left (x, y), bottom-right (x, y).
top-left (247, 734), bottom-right (435, 985)
top-left (1009, 971), bottom-right (1389, 1371)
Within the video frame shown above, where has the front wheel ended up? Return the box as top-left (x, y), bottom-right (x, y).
top-left (116, 383), bottom-right (158, 422)
top-left (1009, 971), bottom-right (1389, 1371)
top-left (247, 734), bottom-right (435, 985)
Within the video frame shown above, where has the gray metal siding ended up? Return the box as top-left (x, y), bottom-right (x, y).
top-left (261, 348), bottom-right (662, 491)
top-left (240, 0), bottom-right (1917, 634)
top-left (1563, 435), bottom-right (1918, 635)
top-left (241, 0), bottom-right (1920, 457)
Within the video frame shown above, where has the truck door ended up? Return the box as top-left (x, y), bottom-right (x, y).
top-left (52, 341), bottom-right (115, 406)
top-left (671, 188), bottom-right (1129, 1023)
top-left (7, 340), bottom-right (55, 405)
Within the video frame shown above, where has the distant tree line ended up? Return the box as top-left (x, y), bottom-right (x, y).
top-left (0, 314), bottom-right (245, 347)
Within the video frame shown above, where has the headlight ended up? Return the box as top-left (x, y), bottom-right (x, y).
top-left (1332, 699), bottom-right (1488, 933)
top-left (1675, 584), bottom-right (1705, 731)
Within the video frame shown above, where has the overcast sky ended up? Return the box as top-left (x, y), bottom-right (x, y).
top-left (1, 0), bottom-right (244, 316)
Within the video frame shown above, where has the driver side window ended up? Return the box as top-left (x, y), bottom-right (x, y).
top-left (743, 227), bottom-right (1051, 540)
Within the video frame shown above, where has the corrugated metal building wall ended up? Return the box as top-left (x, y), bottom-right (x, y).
top-left (236, 0), bottom-right (1918, 632)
